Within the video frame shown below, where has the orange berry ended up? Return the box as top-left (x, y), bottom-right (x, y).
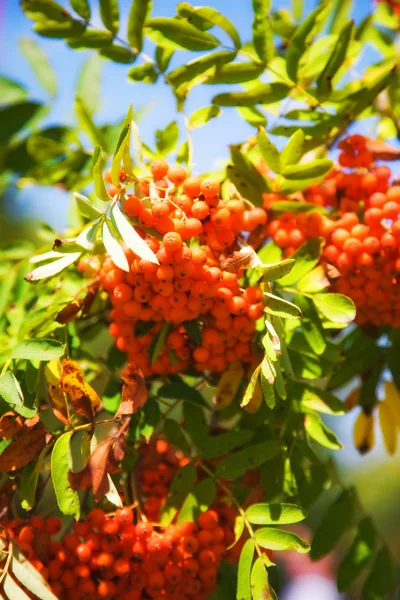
top-left (163, 231), bottom-right (183, 252)
top-left (200, 178), bottom-right (220, 198)
top-left (150, 159), bottom-right (169, 179)
top-left (168, 165), bottom-right (187, 185)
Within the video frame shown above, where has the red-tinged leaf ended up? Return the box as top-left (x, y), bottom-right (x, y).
top-left (117, 365), bottom-right (148, 417)
top-left (325, 263), bottom-right (341, 283)
top-left (56, 301), bottom-right (82, 324)
top-left (60, 359), bottom-right (101, 420)
top-left (0, 412), bottom-right (24, 440)
top-left (0, 425), bottom-right (46, 472)
top-left (87, 438), bottom-right (113, 502)
top-left (220, 247), bottom-right (261, 273)
top-left (365, 138), bottom-right (400, 161)
top-left (81, 281), bottom-right (100, 315)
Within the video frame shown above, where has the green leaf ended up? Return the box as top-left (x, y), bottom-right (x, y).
top-left (317, 20), bottom-right (354, 97)
top-left (177, 478), bottom-right (217, 524)
top-left (337, 518), bottom-right (376, 593)
top-left (128, 63), bottom-right (158, 83)
top-left (286, 3), bottom-right (327, 82)
top-left (21, 0), bottom-right (71, 21)
top-left (213, 83), bottom-right (290, 106)
top-left (296, 265), bottom-right (330, 293)
top-left (183, 320), bottom-right (202, 345)
top-left (206, 62), bottom-right (265, 84)
top-left (237, 539), bottom-right (254, 600)
top-left (92, 146), bottom-right (112, 201)
top-left (155, 120), bottom-right (179, 154)
top-left (74, 192), bottom-right (102, 220)
top-left (270, 201), bottom-right (326, 215)
top-left (0, 76), bottom-right (27, 105)
top-left (0, 372), bottom-right (24, 410)
top-left (216, 441), bottom-right (282, 480)
top-left (329, 0), bottom-right (351, 34)
top-left (112, 111), bottom-right (132, 184)
top-left (164, 418), bottom-right (191, 454)
top-left (312, 293), bottom-right (356, 324)
top-left (296, 384), bottom-right (347, 416)
top-left (292, 0), bottom-right (303, 21)
top-left (167, 50), bottom-right (235, 88)
top-left (76, 95), bottom-right (106, 148)
top-left (158, 380), bottom-right (206, 406)
top-left (252, 0), bottom-right (274, 64)
top-left (149, 322), bottom-right (170, 364)
top-left (20, 449), bottom-right (47, 511)
top-left (311, 491), bottom-right (354, 560)
top-left (189, 105), bottom-right (221, 128)
top-left (280, 130), bottom-right (305, 167)
top-left (51, 431), bottom-right (80, 518)
top-left (0, 102), bottom-right (43, 143)
top-left (304, 412), bottom-right (342, 450)
top-left (282, 159), bottom-right (333, 180)
top-left (362, 548), bottom-right (393, 600)
top-left (278, 238), bottom-right (325, 286)
top-left (70, 0), bottom-right (90, 20)
top-left (155, 46), bottom-right (173, 72)
top-left (111, 203), bottom-right (159, 263)
top-left (11, 545), bottom-right (58, 600)
top-left (261, 372), bottom-right (275, 408)
top-left (100, 44), bottom-right (136, 63)
top-left (237, 106), bottom-right (267, 127)
top-left (101, 219), bottom-right (129, 272)
top-left (246, 503), bottom-right (307, 525)
top-left (257, 127), bottom-right (281, 173)
top-left (295, 294), bottom-right (326, 355)
top-left (199, 430), bottom-right (254, 460)
top-left (25, 252), bottom-right (81, 283)
top-left (177, 3), bottom-right (241, 48)
top-left (99, 0), bottom-right (119, 34)
top-left (228, 146), bottom-right (270, 207)
top-left (67, 29), bottom-right (113, 48)
top-left (11, 339), bottom-right (64, 361)
top-left (145, 17), bottom-right (220, 51)
top-left (264, 293), bottom-right (301, 319)
top-left (160, 461), bottom-right (196, 524)
top-left (33, 19), bottom-right (86, 38)
top-left (128, 0), bottom-right (152, 52)
top-left (19, 38), bottom-right (57, 96)
top-left (255, 527), bottom-right (310, 553)
top-left (77, 54), bottom-right (102, 115)
top-left (251, 557), bottom-right (270, 600)
top-left (261, 260), bottom-right (295, 284)
top-left (3, 573), bottom-right (30, 600)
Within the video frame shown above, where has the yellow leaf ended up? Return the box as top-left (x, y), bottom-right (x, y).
top-left (213, 361), bottom-right (244, 410)
top-left (60, 359), bottom-right (101, 421)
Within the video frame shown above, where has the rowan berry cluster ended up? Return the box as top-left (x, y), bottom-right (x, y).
top-left (2, 440), bottom-right (240, 600)
top-left (98, 160), bottom-right (266, 375)
top-left (266, 134), bottom-right (400, 327)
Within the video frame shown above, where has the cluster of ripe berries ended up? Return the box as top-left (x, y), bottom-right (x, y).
top-left (266, 135), bottom-right (400, 327)
top-left (2, 441), bottom-right (239, 600)
top-left (98, 160), bottom-right (267, 375)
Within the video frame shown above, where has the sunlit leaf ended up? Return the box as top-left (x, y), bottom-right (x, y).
top-left (237, 539), bottom-right (254, 600)
top-left (20, 38), bottom-right (57, 96)
top-left (128, 0), bottom-right (152, 52)
top-left (246, 503), bottom-right (307, 525)
top-left (145, 17), bottom-right (220, 51)
top-left (101, 219), bottom-right (129, 272)
top-left (99, 0), bottom-right (119, 34)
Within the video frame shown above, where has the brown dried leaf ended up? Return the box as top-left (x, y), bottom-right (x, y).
top-left (82, 281), bottom-right (100, 315)
top-left (247, 224), bottom-right (269, 252)
top-left (0, 412), bottom-right (24, 440)
top-left (365, 138), bottom-right (400, 161)
top-left (61, 360), bottom-right (101, 421)
top-left (325, 263), bottom-right (341, 283)
top-left (45, 362), bottom-right (69, 425)
top-left (87, 438), bottom-right (113, 502)
top-left (220, 246), bottom-right (261, 273)
top-left (0, 425), bottom-right (46, 472)
top-left (56, 301), bottom-right (82, 325)
top-left (68, 466), bottom-right (92, 491)
top-left (117, 366), bottom-right (148, 417)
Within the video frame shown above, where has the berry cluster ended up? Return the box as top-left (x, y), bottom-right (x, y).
top-left (267, 135), bottom-right (400, 327)
top-left (2, 440), bottom-right (240, 600)
top-left (98, 160), bottom-right (267, 375)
